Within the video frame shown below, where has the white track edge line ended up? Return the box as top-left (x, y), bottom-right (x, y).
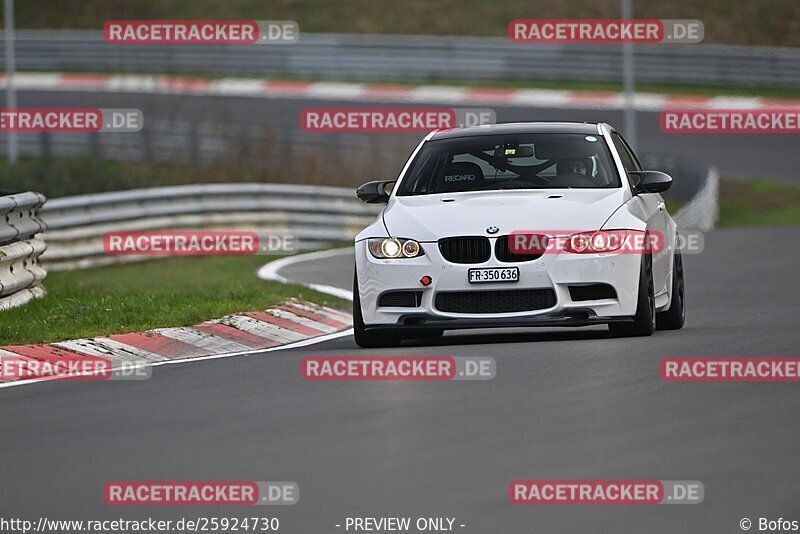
top-left (0, 249), bottom-right (356, 391)
top-left (0, 329), bottom-right (353, 390)
top-left (258, 248), bottom-right (355, 301)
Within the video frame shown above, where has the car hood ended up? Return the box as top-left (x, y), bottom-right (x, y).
top-left (382, 189), bottom-right (628, 241)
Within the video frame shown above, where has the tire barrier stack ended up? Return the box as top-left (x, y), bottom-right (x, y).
top-left (0, 192), bottom-right (48, 311)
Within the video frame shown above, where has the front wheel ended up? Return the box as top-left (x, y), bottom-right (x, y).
top-left (608, 252), bottom-right (656, 337)
top-left (353, 270), bottom-right (401, 348)
top-left (656, 251), bottom-right (685, 330)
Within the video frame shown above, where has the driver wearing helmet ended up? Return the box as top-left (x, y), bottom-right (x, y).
top-left (557, 157), bottom-right (591, 176)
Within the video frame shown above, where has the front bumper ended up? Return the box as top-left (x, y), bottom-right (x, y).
top-left (363, 311), bottom-right (633, 333)
top-left (355, 238), bottom-right (642, 328)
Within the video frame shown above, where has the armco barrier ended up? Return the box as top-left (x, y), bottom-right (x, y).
top-left (1, 30), bottom-right (798, 88)
top-left (39, 165), bottom-right (716, 271)
top-left (640, 154), bottom-right (719, 232)
top-left (39, 184), bottom-right (381, 270)
top-left (672, 167), bottom-right (719, 232)
top-left (0, 192), bottom-right (48, 311)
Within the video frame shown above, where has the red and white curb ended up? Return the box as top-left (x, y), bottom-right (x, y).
top-left (0, 297), bottom-right (352, 387)
top-left (3, 72), bottom-right (798, 111)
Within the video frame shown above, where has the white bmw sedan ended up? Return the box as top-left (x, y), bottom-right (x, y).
top-left (353, 122), bottom-right (685, 348)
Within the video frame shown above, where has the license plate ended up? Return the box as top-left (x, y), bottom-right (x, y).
top-left (468, 267), bottom-right (519, 284)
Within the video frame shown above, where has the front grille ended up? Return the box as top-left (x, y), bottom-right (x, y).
top-left (495, 235), bottom-right (548, 262)
top-left (438, 237), bottom-right (490, 264)
top-left (435, 289), bottom-right (556, 314)
top-left (378, 291), bottom-right (423, 308)
top-left (568, 284), bottom-right (617, 301)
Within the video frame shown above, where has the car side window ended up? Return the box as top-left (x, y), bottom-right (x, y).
top-left (610, 132), bottom-right (642, 188)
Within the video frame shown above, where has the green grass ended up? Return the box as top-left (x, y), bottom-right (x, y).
top-left (0, 157), bottom-right (271, 198)
top-left (0, 255), bottom-right (350, 346)
top-left (1, 156), bottom-right (359, 198)
top-left (718, 177), bottom-right (800, 227)
top-left (15, 0), bottom-right (800, 47)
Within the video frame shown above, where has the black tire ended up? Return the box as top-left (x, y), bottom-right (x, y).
top-left (608, 252), bottom-right (656, 337)
top-left (353, 270), bottom-right (401, 348)
top-left (656, 251), bottom-right (685, 330)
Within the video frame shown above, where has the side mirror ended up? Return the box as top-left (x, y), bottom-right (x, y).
top-left (356, 180), bottom-right (395, 203)
top-left (629, 170), bottom-right (672, 194)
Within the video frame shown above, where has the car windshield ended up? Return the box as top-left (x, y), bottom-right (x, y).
top-left (396, 133), bottom-right (621, 196)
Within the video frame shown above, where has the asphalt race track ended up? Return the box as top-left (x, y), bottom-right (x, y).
top-left (12, 89), bottom-right (800, 183)
top-left (1, 225), bottom-right (799, 533)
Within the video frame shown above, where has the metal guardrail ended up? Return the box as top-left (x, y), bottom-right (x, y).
top-left (638, 153), bottom-right (718, 231)
top-left (0, 192), bottom-right (48, 310)
top-left (1, 30), bottom-right (799, 88)
top-left (673, 167), bottom-right (719, 232)
top-left (40, 184), bottom-right (381, 270)
top-left (39, 161), bottom-right (717, 272)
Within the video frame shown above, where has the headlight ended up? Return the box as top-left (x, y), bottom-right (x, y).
top-left (368, 238), bottom-right (425, 259)
top-left (564, 231), bottom-right (627, 254)
top-left (381, 238), bottom-right (402, 258)
top-left (402, 239), bottom-right (420, 258)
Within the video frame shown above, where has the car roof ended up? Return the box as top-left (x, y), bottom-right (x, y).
top-left (428, 121), bottom-right (603, 141)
